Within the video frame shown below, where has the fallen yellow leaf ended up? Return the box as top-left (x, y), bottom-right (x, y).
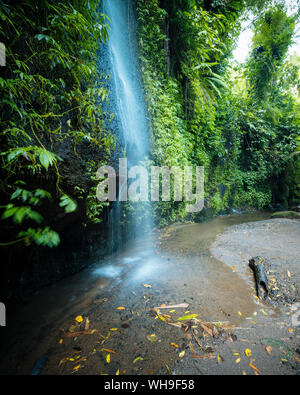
top-left (179, 351), bottom-right (185, 358)
top-left (260, 309), bottom-right (268, 316)
top-left (171, 343), bottom-right (179, 348)
top-left (177, 314), bottom-right (198, 321)
top-left (133, 357), bottom-right (144, 364)
top-left (245, 348), bottom-right (252, 357)
top-left (117, 307), bottom-right (125, 310)
top-left (75, 315), bottom-right (84, 323)
top-left (106, 354), bottom-right (111, 364)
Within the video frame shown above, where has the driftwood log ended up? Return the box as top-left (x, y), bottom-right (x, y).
top-left (249, 257), bottom-right (270, 300)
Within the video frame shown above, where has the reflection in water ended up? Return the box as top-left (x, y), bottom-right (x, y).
top-left (164, 212), bottom-right (270, 254)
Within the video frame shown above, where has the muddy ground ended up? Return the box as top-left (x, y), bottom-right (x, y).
top-left (0, 214), bottom-right (299, 375)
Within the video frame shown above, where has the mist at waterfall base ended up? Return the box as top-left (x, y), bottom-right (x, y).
top-left (103, 0), bottom-right (153, 258)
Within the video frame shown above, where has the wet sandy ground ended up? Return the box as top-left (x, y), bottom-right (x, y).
top-left (211, 218), bottom-right (300, 296)
top-left (0, 214), bottom-right (299, 375)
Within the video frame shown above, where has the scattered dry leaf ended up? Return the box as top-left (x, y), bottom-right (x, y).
top-left (189, 342), bottom-right (195, 355)
top-left (200, 323), bottom-right (213, 337)
top-left (265, 345), bottom-right (272, 355)
top-left (153, 303), bottom-right (189, 310)
top-left (192, 354), bottom-right (216, 359)
top-left (64, 329), bottom-right (98, 338)
top-left (85, 317), bottom-right (90, 331)
top-left (101, 348), bottom-right (116, 354)
top-left (249, 363), bottom-right (261, 374)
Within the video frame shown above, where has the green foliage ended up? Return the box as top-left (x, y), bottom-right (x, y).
top-left (246, 4), bottom-right (297, 101)
top-left (0, 0), bottom-right (113, 247)
top-left (84, 160), bottom-right (110, 224)
top-left (136, 0), bottom-right (299, 226)
top-left (18, 227), bottom-right (60, 248)
top-left (59, 195), bottom-right (77, 214)
top-left (1, 204), bottom-right (43, 225)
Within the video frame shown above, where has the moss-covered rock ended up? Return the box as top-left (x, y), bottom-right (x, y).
top-left (271, 211), bottom-right (300, 219)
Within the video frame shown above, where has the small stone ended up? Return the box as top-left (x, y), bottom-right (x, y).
top-left (231, 334), bottom-right (238, 342)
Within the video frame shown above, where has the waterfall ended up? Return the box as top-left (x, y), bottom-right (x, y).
top-left (103, 0), bottom-right (152, 252)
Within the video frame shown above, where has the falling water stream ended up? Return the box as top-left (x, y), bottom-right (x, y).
top-left (104, 0), bottom-right (152, 252)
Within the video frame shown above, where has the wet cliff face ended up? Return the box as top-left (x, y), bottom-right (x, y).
top-left (0, 137), bottom-right (112, 303)
top-left (0, 1), bottom-right (115, 303)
